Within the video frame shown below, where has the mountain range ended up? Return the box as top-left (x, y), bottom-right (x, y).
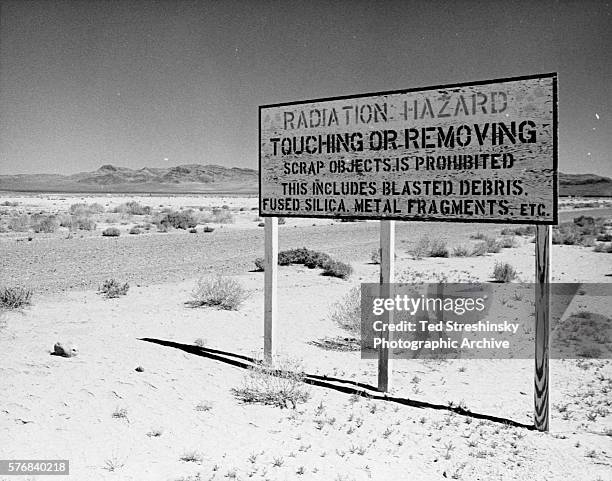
top-left (0, 164), bottom-right (258, 193)
top-left (0, 164), bottom-right (611, 196)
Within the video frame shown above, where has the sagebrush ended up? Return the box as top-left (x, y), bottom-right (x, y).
top-left (330, 286), bottom-right (361, 334)
top-left (253, 248), bottom-right (351, 278)
top-left (189, 275), bottom-right (250, 310)
top-left (0, 286), bottom-right (33, 309)
top-left (492, 262), bottom-right (517, 282)
top-left (102, 227), bottom-right (120, 237)
top-left (157, 210), bottom-right (197, 230)
top-left (99, 279), bottom-right (129, 298)
top-left (232, 356), bottom-right (310, 409)
top-left (321, 260), bottom-right (353, 279)
top-left (411, 236), bottom-right (449, 258)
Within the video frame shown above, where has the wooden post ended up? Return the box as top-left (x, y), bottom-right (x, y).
top-left (534, 224), bottom-right (551, 431)
top-left (264, 217), bottom-right (278, 362)
top-left (378, 220), bottom-right (395, 392)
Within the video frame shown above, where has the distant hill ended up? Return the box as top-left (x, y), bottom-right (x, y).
top-left (0, 164), bottom-right (611, 196)
top-left (0, 164), bottom-right (258, 193)
top-left (559, 173), bottom-right (612, 197)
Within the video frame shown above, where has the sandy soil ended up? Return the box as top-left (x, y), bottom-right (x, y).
top-left (0, 194), bottom-right (611, 481)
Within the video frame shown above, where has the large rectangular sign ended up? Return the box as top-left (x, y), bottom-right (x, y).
top-left (259, 73), bottom-right (557, 224)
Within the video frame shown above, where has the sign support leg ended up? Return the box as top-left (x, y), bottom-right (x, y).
top-left (264, 217), bottom-right (278, 362)
top-left (378, 220), bottom-right (395, 392)
top-left (534, 224), bottom-right (551, 431)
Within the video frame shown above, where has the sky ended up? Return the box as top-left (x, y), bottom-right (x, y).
top-left (0, 0), bottom-right (610, 176)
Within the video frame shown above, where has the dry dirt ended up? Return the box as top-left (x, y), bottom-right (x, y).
top-left (0, 194), bottom-right (611, 481)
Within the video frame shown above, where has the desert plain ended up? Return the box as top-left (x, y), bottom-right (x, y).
top-left (0, 193), bottom-right (611, 481)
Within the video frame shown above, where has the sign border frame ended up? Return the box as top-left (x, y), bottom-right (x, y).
top-left (259, 72), bottom-right (558, 225)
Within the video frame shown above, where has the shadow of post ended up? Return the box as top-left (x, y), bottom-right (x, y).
top-left (139, 337), bottom-right (536, 430)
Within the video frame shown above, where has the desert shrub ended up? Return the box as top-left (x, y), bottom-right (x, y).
top-left (99, 279), bottom-right (129, 298)
top-left (596, 232), bottom-right (612, 242)
top-left (31, 215), bottom-right (59, 233)
top-left (58, 214), bottom-right (72, 228)
top-left (189, 275), bottom-right (250, 310)
top-left (232, 356), bottom-right (310, 409)
top-left (113, 201), bottom-right (151, 215)
top-left (553, 222), bottom-right (602, 246)
top-left (492, 262), bottom-right (517, 282)
top-left (330, 286), bottom-right (361, 334)
top-left (552, 228), bottom-right (579, 245)
top-left (499, 236), bottom-right (519, 248)
top-left (61, 214), bottom-right (96, 231)
top-left (428, 239), bottom-right (449, 257)
top-left (254, 258), bottom-right (265, 271)
top-left (411, 236), bottom-right (431, 259)
top-left (102, 227), bottom-right (120, 237)
top-left (205, 208), bottom-right (234, 224)
top-left (553, 222), bottom-right (583, 245)
top-left (74, 215), bottom-right (96, 231)
top-left (594, 243), bottom-right (612, 253)
top-left (304, 250), bottom-right (324, 269)
top-left (553, 217), bottom-right (607, 246)
top-left (278, 217), bottom-right (286, 225)
top-left (1, 201), bottom-right (19, 207)
top-left (258, 222), bottom-right (265, 227)
top-left (255, 249), bottom-right (334, 271)
top-left (278, 247), bottom-right (311, 265)
top-left (0, 286), bottom-right (33, 308)
top-left (470, 232), bottom-right (488, 240)
top-left (484, 237), bottom-right (502, 253)
top-left (580, 235), bottom-right (596, 247)
top-left (471, 242), bottom-right (489, 256)
top-left (452, 245), bottom-right (471, 257)
top-left (189, 228), bottom-right (197, 233)
top-left (501, 225), bottom-right (535, 236)
top-left (8, 215), bottom-right (30, 232)
top-left (129, 226), bottom-right (141, 235)
top-left (203, 226), bottom-right (215, 233)
top-left (69, 203), bottom-right (104, 215)
top-left (573, 215), bottom-right (595, 228)
top-left (321, 260), bottom-right (353, 279)
top-left (411, 236), bottom-right (448, 258)
top-left (158, 210), bottom-right (197, 230)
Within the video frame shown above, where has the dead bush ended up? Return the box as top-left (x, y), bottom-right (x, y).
top-left (329, 286), bottom-right (361, 334)
top-left (232, 355), bottom-right (310, 409)
top-left (411, 236), bottom-right (449, 258)
top-left (189, 275), bottom-right (250, 310)
top-left (492, 262), bottom-right (517, 282)
top-left (321, 260), bottom-right (353, 279)
top-left (102, 227), bottom-right (120, 237)
top-left (98, 279), bottom-right (129, 298)
top-left (113, 201), bottom-right (151, 215)
top-left (31, 215), bottom-right (59, 233)
top-left (8, 215), bottom-right (30, 232)
top-left (0, 286), bottom-right (33, 308)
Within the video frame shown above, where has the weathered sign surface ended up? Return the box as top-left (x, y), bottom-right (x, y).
top-left (259, 73), bottom-right (557, 224)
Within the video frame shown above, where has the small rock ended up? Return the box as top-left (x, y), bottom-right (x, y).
top-left (53, 342), bottom-right (78, 358)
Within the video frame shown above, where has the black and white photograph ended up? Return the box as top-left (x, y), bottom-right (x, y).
top-left (0, 1), bottom-right (610, 480)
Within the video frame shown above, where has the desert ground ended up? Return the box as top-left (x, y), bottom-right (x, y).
top-left (0, 193), bottom-right (611, 481)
